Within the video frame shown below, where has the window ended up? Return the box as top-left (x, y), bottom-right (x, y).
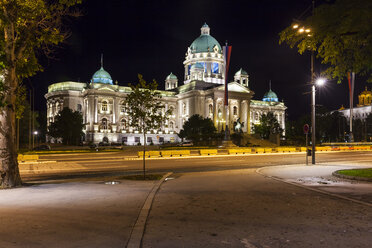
top-left (120, 101), bottom-right (125, 113)
top-left (209, 104), bottom-right (213, 115)
top-left (183, 103), bottom-right (186, 115)
top-left (147, 137), bottom-right (152, 143)
top-left (122, 137), bottom-right (127, 143)
top-left (121, 119), bottom-right (127, 129)
top-left (159, 137), bottom-right (164, 143)
top-left (169, 106), bottom-right (174, 115)
top-left (169, 121), bottom-right (174, 130)
top-left (102, 101), bottom-right (108, 111)
top-left (135, 137), bottom-right (140, 143)
top-left (233, 106), bottom-right (238, 116)
top-left (212, 63), bottom-right (219, 73)
top-left (77, 104), bottom-right (82, 112)
top-left (101, 118), bottom-right (108, 130)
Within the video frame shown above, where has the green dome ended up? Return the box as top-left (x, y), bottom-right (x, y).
top-left (235, 68), bottom-right (248, 76)
top-left (166, 72), bottom-right (177, 80)
top-left (92, 67), bottom-right (113, 84)
top-left (189, 24), bottom-right (222, 54)
top-left (263, 90), bottom-right (279, 102)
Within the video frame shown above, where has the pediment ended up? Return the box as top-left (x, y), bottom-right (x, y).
top-left (216, 82), bottom-right (250, 93)
top-left (97, 86), bottom-right (115, 92)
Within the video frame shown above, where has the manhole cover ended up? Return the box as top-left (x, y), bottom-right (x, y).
top-left (104, 181), bottom-right (120, 185)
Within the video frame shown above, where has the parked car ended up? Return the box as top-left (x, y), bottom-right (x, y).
top-left (178, 141), bottom-right (193, 147)
top-left (33, 145), bottom-right (51, 151)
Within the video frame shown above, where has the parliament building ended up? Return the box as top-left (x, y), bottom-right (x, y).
top-left (45, 24), bottom-right (287, 145)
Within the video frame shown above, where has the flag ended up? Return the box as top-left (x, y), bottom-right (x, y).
top-left (223, 45), bottom-right (232, 106)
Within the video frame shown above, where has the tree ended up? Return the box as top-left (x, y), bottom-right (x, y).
top-left (124, 74), bottom-right (171, 179)
top-left (180, 114), bottom-right (216, 145)
top-left (48, 107), bottom-right (83, 145)
top-left (279, 0), bottom-right (372, 82)
top-left (0, 0), bottom-right (81, 188)
top-left (254, 112), bottom-right (283, 140)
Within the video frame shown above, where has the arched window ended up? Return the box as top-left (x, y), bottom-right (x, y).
top-left (120, 101), bottom-right (125, 113)
top-left (209, 104), bottom-right (213, 115)
top-left (169, 121), bottom-right (174, 130)
top-left (183, 103), bottom-right (186, 115)
top-left (77, 104), bottom-right (82, 112)
top-left (102, 101), bottom-right (108, 111)
top-left (233, 106), bottom-right (238, 116)
top-left (121, 119), bottom-right (127, 129)
top-left (102, 118), bottom-right (108, 129)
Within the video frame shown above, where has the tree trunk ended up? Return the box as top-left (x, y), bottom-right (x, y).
top-left (143, 132), bottom-right (146, 180)
top-left (0, 69), bottom-right (22, 188)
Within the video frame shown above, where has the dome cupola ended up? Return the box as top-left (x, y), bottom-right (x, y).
top-left (91, 55), bottom-right (113, 85)
top-left (189, 23), bottom-right (222, 54)
top-left (165, 72), bottom-right (178, 90)
top-left (263, 81), bottom-right (278, 102)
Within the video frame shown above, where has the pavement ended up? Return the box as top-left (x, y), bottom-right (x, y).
top-left (1, 162), bottom-right (371, 248)
top-left (258, 163), bottom-right (372, 206)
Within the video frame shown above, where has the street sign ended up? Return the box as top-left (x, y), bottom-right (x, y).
top-left (303, 124), bottom-right (310, 134)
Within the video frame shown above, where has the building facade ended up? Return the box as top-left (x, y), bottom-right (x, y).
top-left (45, 24), bottom-right (287, 145)
top-left (338, 87), bottom-right (372, 120)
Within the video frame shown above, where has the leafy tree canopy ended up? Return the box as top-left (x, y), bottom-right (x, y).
top-left (48, 107), bottom-right (83, 145)
top-left (124, 74), bottom-right (171, 134)
top-left (180, 114), bottom-right (216, 144)
top-left (279, 0), bottom-right (372, 82)
top-left (254, 112), bottom-right (283, 139)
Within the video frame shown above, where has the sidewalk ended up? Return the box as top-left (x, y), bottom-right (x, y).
top-left (0, 178), bottom-right (155, 248)
top-left (258, 163), bottom-right (372, 205)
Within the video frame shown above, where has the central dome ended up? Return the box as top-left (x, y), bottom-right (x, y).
top-left (92, 67), bottom-right (113, 84)
top-left (263, 90), bottom-right (279, 102)
top-left (189, 23), bottom-right (222, 54)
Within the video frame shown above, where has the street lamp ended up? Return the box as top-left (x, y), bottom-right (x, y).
top-left (311, 78), bottom-right (326, 164)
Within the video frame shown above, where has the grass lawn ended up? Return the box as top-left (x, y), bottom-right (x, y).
top-left (337, 168), bottom-right (372, 179)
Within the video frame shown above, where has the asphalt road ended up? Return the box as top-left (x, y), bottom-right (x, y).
top-left (21, 151), bottom-right (372, 182)
top-left (3, 151), bottom-right (371, 247)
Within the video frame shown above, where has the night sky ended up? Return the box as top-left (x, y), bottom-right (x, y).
top-left (29, 0), bottom-right (357, 120)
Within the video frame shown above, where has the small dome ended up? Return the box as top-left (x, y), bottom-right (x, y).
top-left (235, 68), bottom-right (248, 76)
top-left (191, 63), bottom-right (204, 70)
top-left (263, 90), bottom-right (279, 102)
top-left (189, 24), bottom-right (222, 54)
top-left (166, 72), bottom-right (177, 80)
top-left (92, 67), bottom-right (113, 84)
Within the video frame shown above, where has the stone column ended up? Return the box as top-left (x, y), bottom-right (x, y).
top-left (94, 96), bottom-right (98, 123)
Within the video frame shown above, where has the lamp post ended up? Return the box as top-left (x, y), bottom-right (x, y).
top-left (311, 77), bottom-right (326, 164)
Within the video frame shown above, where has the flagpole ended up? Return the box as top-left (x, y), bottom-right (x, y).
top-left (223, 42), bottom-right (232, 141)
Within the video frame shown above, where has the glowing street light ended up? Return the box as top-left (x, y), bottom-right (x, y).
top-left (315, 78), bottom-right (326, 86)
top-left (292, 24), bottom-right (299, 29)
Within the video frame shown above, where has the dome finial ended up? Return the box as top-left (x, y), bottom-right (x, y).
top-left (101, 53), bottom-right (104, 68)
top-left (269, 80), bottom-right (272, 91)
top-left (201, 23), bottom-right (210, 35)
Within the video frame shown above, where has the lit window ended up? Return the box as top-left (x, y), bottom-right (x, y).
top-left (233, 106), bottom-right (238, 116)
top-left (212, 63), bottom-right (219, 73)
top-left (102, 101), bottom-right (108, 111)
top-left (101, 118), bottom-right (108, 130)
top-left (121, 119), bottom-right (127, 129)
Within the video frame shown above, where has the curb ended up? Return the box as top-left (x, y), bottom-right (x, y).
top-left (256, 166), bottom-right (372, 208)
top-left (332, 170), bottom-right (372, 182)
top-left (126, 172), bottom-right (172, 248)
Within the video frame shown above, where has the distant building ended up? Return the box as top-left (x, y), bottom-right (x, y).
top-left (338, 87), bottom-right (372, 120)
top-left (45, 24), bottom-right (287, 145)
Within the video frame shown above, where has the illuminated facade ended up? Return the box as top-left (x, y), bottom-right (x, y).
top-left (45, 24), bottom-right (286, 145)
top-left (339, 87), bottom-right (372, 120)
